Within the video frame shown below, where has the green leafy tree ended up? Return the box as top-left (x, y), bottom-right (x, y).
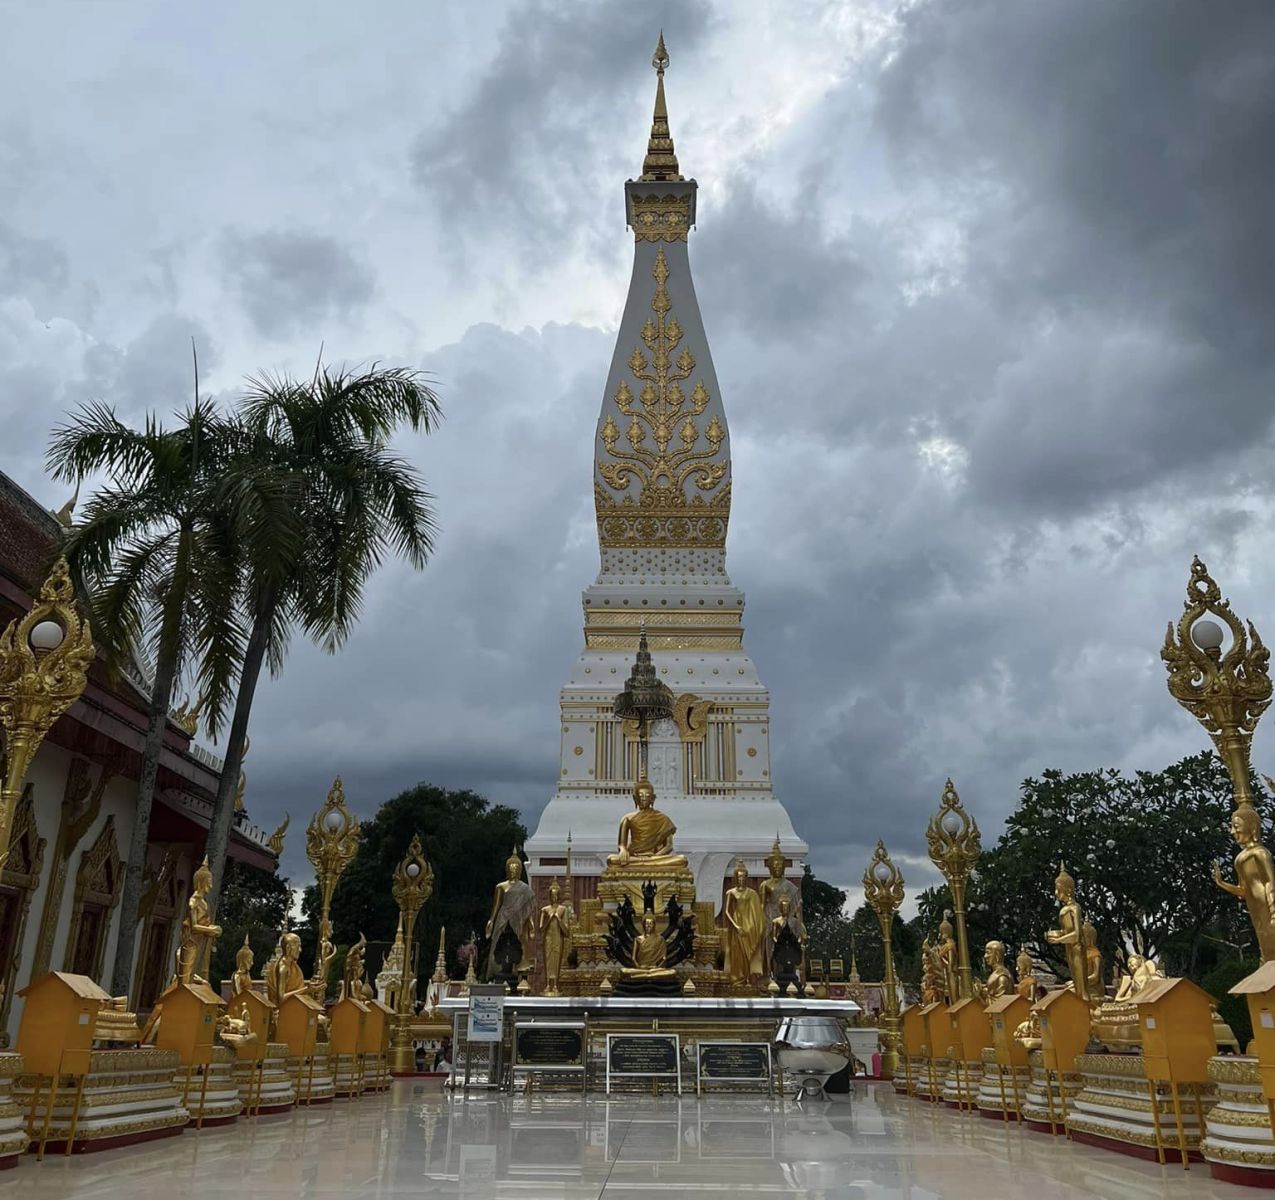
top-left (48, 396), bottom-right (243, 994)
top-left (305, 783), bottom-right (527, 994)
top-left (203, 365), bottom-right (442, 910)
top-left (801, 866), bottom-right (853, 963)
top-left (906, 753), bottom-right (1261, 989)
top-left (207, 860), bottom-right (292, 989)
top-left (849, 904), bottom-right (919, 988)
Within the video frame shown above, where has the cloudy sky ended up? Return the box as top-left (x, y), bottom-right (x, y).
top-left (3, 1), bottom-right (1274, 911)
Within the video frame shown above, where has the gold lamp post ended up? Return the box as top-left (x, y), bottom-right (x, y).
top-left (389, 832), bottom-right (434, 1073)
top-left (862, 839), bottom-right (905, 1080)
top-left (0, 558), bottom-right (94, 865)
top-left (1162, 556), bottom-right (1272, 813)
top-left (305, 777), bottom-right (361, 999)
top-left (926, 779), bottom-right (981, 1000)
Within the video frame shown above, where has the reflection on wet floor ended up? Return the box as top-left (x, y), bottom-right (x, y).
top-left (3, 1079), bottom-right (1257, 1199)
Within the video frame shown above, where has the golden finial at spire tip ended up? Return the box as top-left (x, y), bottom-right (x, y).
top-left (653, 31), bottom-right (669, 74)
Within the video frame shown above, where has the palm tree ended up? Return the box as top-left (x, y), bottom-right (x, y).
top-left (47, 398), bottom-right (244, 994)
top-left (201, 364), bottom-right (442, 908)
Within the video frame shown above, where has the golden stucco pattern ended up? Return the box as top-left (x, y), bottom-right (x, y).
top-left (595, 247), bottom-right (730, 549)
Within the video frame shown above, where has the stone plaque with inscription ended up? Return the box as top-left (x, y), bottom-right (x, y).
top-left (606, 1033), bottom-right (682, 1092)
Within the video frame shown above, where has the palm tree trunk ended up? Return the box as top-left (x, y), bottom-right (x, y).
top-left (110, 537), bottom-right (190, 995)
top-left (206, 595), bottom-right (275, 915)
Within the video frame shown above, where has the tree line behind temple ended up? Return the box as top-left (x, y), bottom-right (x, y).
top-left (215, 751), bottom-right (1263, 1040)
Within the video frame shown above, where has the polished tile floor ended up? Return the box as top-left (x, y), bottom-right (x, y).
top-left (2, 1080), bottom-right (1261, 1199)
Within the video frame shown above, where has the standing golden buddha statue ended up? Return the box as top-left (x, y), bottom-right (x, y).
top-left (176, 856), bottom-right (222, 985)
top-left (723, 859), bottom-right (765, 986)
top-left (485, 849), bottom-right (536, 978)
top-left (760, 837), bottom-right (800, 975)
top-left (538, 879), bottom-right (571, 996)
top-left (1044, 863), bottom-right (1089, 1002)
top-left (935, 912), bottom-right (958, 1004)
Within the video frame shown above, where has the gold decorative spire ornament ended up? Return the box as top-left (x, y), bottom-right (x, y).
top-left (389, 834), bottom-right (434, 1071)
top-left (1162, 556), bottom-right (1272, 811)
top-left (306, 777), bottom-right (360, 999)
top-left (0, 558), bottom-right (95, 866)
top-left (640, 33), bottom-right (682, 182)
top-left (862, 838), bottom-right (905, 1074)
top-left (926, 779), bottom-right (981, 999)
top-left (1162, 558), bottom-right (1275, 962)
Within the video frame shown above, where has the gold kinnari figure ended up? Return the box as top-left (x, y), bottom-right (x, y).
top-left (982, 940), bottom-right (1014, 1000)
top-left (621, 912), bottom-right (675, 980)
top-left (607, 779), bottom-right (687, 869)
top-left (176, 856), bottom-right (222, 985)
top-left (1214, 804), bottom-right (1275, 962)
top-left (342, 933), bottom-right (372, 1000)
top-left (1044, 863), bottom-right (1089, 1002)
top-left (485, 849), bottom-right (536, 978)
top-left (539, 879), bottom-right (571, 996)
top-left (722, 858), bottom-right (765, 985)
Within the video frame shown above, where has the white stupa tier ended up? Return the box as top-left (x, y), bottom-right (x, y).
top-left (526, 41), bottom-right (808, 911)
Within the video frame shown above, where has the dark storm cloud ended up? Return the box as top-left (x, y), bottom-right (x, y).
top-left (410, 0), bottom-right (712, 263)
top-left (873, 0), bottom-right (1275, 514)
top-left (220, 229), bottom-right (376, 339)
top-left (3, 0), bottom-right (1274, 909)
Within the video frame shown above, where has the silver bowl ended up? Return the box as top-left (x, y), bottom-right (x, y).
top-left (774, 1015), bottom-right (850, 1100)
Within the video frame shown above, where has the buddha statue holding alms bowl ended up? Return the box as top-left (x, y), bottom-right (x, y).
top-left (608, 779), bottom-right (688, 869)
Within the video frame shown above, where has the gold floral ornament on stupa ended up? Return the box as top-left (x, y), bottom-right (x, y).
top-left (1162, 557), bottom-right (1275, 962)
top-left (0, 558), bottom-right (95, 867)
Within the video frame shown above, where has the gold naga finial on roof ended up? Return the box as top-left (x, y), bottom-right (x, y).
top-left (640, 32), bottom-right (683, 182)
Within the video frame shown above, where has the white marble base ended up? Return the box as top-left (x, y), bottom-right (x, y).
top-left (1201, 1054), bottom-right (1275, 1178)
top-left (13, 1048), bottom-right (188, 1151)
top-left (0, 1053), bottom-right (27, 1163)
top-left (361, 1053), bottom-right (390, 1092)
top-left (1066, 1053), bottom-right (1213, 1162)
top-left (437, 996), bottom-right (858, 1016)
top-left (974, 1048), bottom-right (1031, 1120)
top-left (330, 1053), bottom-right (366, 1097)
top-left (940, 1059), bottom-right (981, 1108)
top-left (287, 1052), bottom-right (336, 1104)
top-left (1020, 1050), bottom-right (1083, 1131)
top-left (913, 1057), bottom-right (951, 1102)
top-left (174, 1047), bottom-right (241, 1125)
top-left (232, 1043), bottom-right (296, 1113)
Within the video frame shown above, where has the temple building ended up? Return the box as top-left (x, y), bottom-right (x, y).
top-left (0, 469), bottom-right (278, 1045)
top-left (526, 43), bottom-right (808, 914)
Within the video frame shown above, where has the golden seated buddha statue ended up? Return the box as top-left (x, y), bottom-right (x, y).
top-left (621, 912), bottom-right (676, 980)
top-left (606, 779), bottom-right (688, 870)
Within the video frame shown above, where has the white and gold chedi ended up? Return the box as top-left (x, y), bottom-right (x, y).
top-left (527, 38), bottom-right (806, 904)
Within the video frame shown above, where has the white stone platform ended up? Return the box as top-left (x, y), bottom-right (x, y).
top-left (437, 995), bottom-right (859, 1017)
top-left (0, 1053), bottom-right (27, 1166)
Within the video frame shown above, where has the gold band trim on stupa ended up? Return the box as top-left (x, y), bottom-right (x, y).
top-left (595, 247), bottom-right (730, 548)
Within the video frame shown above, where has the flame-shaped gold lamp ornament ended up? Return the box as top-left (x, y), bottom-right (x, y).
top-left (306, 777), bottom-right (361, 999)
top-left (1162, 555), bottom-right (1272, 811)
top-left (0, 558), bottom-right (95, 865)
top-left (863, 839), bottom-right (905, 1079)
top-left (926, 779), bottom-right (981, 1000)
top-left (389, 833), bottom-right (434, 1073)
